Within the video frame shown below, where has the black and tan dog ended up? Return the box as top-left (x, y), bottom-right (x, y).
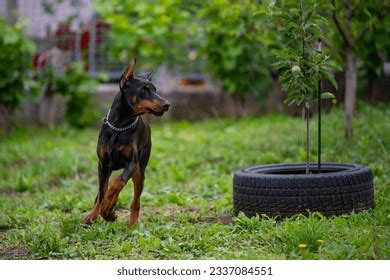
top-left (84, 59), bottom-right (170, 226)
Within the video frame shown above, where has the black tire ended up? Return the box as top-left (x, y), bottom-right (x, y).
top-left (233, 163), bottom-right (374, 218)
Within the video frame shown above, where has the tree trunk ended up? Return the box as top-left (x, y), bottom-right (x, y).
top-left (266, 77), bottom-right (283, 113)
top-left (344, 48), bottom-right (357, 138)
top-left (0, 105), bottom-right (13, 134)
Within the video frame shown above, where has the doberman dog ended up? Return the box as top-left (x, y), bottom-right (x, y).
top-left (83, 59), bottom-right (170, 226)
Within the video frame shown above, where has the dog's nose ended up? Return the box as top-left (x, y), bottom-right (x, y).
top-left (162, 100), bottom-right (171, 111)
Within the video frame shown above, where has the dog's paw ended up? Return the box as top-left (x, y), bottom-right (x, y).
top-left (101, 210), bottom-right (117, 222)
top-left (128, 212), bottom-right (139, 227)
top-left (83, 213), bottom-right (98, 225)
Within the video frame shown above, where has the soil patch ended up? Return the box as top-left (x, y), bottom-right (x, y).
top-left (10, 157), bottom-right (44, 169)
top-left (0, 186), bottom-right (15, 195)
top-left (0, 247), bottom-right (31, 260)
top-left (116, 206), bottom-right (232, 225)
top-left (0, 225), bottom-right (11, 232)
top-left (204, 215), bottom-right (233, 225)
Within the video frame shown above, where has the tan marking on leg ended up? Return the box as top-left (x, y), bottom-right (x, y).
top-left (129, 166), bottom-right (142, 226)
top-left (100, 176), bottom-right (124, 222)
top-left (97, 145), bottom-right (108, 161)
top-left (83, 175), bottom-right (109, 224)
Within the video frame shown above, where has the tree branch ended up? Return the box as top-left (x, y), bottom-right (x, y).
top-left (332, 0), bottom-right (352, 47)
top-left (356, 11), bottom-right (386, 43)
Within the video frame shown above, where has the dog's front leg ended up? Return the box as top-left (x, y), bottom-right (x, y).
top-left (83, 162), bottom-right (111, 224)
top-left (100, 158), bottom-right (137, 222)
top-left (129, 165), bottom-right (144, 226)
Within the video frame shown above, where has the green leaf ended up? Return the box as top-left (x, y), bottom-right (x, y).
top-left (304, 9), bottom-right (315, 23)
top-left (321, 92), bottom-right (336, 99)
top-left (320, 69), bottom-right (338, 90)
top-left (286, 99), bottom-right (295, 106)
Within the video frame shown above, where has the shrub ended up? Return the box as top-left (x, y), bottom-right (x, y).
top-left (200, 0), bottom-right (273, 101)
top-left (0, 18), bottom-right (36, 109)
top-left (94, 0), bottom-right (192, 68)
top-left (54, 63), bottom-right (99, 128)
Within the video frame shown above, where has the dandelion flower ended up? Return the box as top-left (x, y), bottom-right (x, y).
top-left (298, 243), bottom-right (307, 249)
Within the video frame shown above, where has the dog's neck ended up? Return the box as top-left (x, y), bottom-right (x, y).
top-left (108, 91), bottom-right (138, 128)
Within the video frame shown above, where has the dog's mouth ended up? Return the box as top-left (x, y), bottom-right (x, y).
top-left (148, 109), bottom-right (164, 116)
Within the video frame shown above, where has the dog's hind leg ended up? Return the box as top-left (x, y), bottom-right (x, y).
top-left (83, 162), bottom-right (111, 224)
top-left (100, 159), bottom-right (137, 222)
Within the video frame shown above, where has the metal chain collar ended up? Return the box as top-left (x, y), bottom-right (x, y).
top-left (102, 109), bottom-right (138, 132)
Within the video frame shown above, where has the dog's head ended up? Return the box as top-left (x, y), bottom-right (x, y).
top-left (119, 59), bottom-right (170, 116)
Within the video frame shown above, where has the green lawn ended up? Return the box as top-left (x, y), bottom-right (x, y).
top-left (0, 104), bottom-right (389, 259)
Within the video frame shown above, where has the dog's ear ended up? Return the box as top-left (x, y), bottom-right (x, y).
top-left (119, 58), bottom-right (136, 90)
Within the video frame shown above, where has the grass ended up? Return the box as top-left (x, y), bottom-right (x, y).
top-left (0, 103), bottom-right (389, 259)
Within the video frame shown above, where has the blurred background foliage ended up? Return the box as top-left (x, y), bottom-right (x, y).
top-left (0, 17), bottom-right (36, 110)
top-left (33, 62), bottom-right (101, 128)
top-left (0, 0), bottom-right (388, 132)
top-left (199, 0), bottom-right (274, 101)
top-left (93, 0), bottom-right (277, 101)
top-left (93, 0), bottom-right (389, 109)
top-left (52, 62), bottom-right (100, 128)
top-left (94, 0), bottom-right (196, 68)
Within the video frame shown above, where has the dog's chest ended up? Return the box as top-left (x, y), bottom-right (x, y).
top-left (116, 144), bottom-right (133, 158)
top-left (103, 143), bottom-right (134, 170)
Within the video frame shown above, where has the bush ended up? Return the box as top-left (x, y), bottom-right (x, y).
top-left (94, 0), bottom-right (192, 68)
top-left (0, 18), bottom-right (35, 109)
top-left (95, 0), bottom-right (274, 102)
top-left (200, 0), bottom-right (273, 101)
top-left (54, 63), bottom-right (99, 128)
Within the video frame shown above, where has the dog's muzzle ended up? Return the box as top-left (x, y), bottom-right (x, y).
top-left (161, 99), bottom-right (171, 112)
